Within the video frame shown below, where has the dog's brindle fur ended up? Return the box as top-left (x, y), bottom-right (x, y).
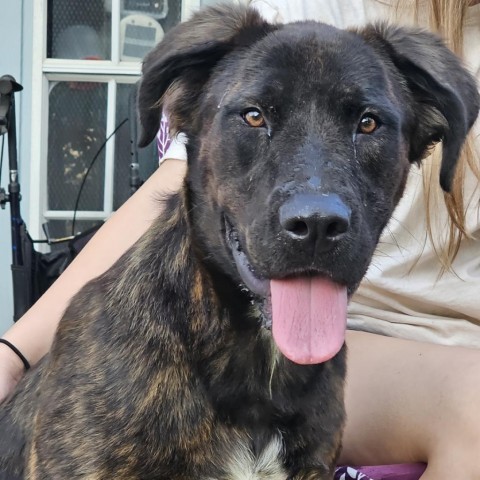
top-left (1, 5), bottom-right (478, 479)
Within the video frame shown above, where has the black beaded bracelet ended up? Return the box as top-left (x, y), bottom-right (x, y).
top-left (0, 339), bottom-right (30, 371)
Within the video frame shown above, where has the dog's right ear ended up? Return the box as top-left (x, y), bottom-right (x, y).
top-left (137, 5), bottom-right (276, 147)
top-left (358, 24), bottom-right (480, 192)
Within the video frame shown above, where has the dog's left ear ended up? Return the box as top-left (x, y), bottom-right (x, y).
top-left (137, 5), bottom-right (276, 148)
top-left (359, 24), bottom-right (479, 192)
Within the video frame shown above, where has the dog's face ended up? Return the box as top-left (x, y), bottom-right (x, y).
top-left (138, 6), bottom-right (479, 364)
top-left (192, 23), bottom-right (410, 288)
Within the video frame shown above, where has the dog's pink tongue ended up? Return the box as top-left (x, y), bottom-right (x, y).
top-left (271, 277), bottom-right (347, 365)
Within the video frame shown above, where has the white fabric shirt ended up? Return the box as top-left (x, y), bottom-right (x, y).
top-left (164, 0), bottom-right (480, 347)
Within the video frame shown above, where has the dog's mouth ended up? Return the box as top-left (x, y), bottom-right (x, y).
top-left (224, 215), bottom-right (348, 365)
top-left (225, 216), bottom-right (270, 298)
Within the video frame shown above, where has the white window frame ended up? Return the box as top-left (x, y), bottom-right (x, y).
top-left (28, 0), bottom-right (203, 242)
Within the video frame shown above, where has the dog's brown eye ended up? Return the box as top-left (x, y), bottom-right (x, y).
top-left (358, 115), bottom-right (378, 134)
top-left (242, 109), bottom-right (265, 128)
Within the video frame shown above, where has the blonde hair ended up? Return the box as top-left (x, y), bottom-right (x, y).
top-left (397, 0), bottom-right (480, 270)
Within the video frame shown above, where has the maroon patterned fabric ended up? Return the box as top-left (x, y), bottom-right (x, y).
top-left (335, 464), bottom-right (426, 479)
top-left (335, 466), bottom-right (374, 479)
top-left (157, 113), bottom-right (172, 160)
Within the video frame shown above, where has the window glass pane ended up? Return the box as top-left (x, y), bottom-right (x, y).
top-left (47, 81), bottom-right (108, 212)
top-left (48, 0), bottom-right (111, 60)
top-left (113, 83), bottom-right (134, 209)
top-left (113, 83), bottom-right (158, 210)
top-left (119, 0), bottom-right (182, 62)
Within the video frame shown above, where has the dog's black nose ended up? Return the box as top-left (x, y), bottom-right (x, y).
top-left (279, 193), bottom-right (351, 251)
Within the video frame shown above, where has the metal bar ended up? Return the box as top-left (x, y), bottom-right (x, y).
top-left (44, 210), bottom-right (107, 220)
top-left (111, 0), bottom-right (121, 64)
top-left (28, 0), bottom-right (48, 241)
top-left (43, 59), bottom-right (141, 76)
top-left (103, 80), bottom-right (117, 217)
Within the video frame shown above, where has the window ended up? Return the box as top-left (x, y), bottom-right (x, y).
top-left (29, 0), bottom-right (231, 242)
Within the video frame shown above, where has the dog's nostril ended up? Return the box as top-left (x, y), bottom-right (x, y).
top-left (325, 216), bottom-right (349, 239)
top-left (284, 219), bottom-right (309, 238)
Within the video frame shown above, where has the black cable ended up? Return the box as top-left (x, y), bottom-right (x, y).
top-left (32, 238), bottom-right (71, 244)
top-left (71, 118), bottom-right (128, 236)
top-left (0, 134), bottom-right (4, 187)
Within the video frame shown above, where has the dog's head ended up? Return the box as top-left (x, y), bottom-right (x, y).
top-left (138, 5), bottom-right (479, 364)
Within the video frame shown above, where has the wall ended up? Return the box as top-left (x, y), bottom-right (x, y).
top-left (0, 0), bottom-right (33, 333)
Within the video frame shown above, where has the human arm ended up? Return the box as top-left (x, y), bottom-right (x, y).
top-left (341, 330), bottom-right (480, 479)
top-left (0, 159), bottom-right (187, 402)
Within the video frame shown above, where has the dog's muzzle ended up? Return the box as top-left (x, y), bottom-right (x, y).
top-left (223, 204), bottom-right (349, 366)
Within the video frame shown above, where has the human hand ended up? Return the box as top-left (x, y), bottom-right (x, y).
top-left (0, 342), bottom-right (25, 403)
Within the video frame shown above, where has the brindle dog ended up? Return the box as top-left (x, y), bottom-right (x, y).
top-left (1, 4), bottom-right (478, 480)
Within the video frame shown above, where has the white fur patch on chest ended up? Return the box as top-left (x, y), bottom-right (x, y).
top-left (222, 435), bottom-right (287, 480)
